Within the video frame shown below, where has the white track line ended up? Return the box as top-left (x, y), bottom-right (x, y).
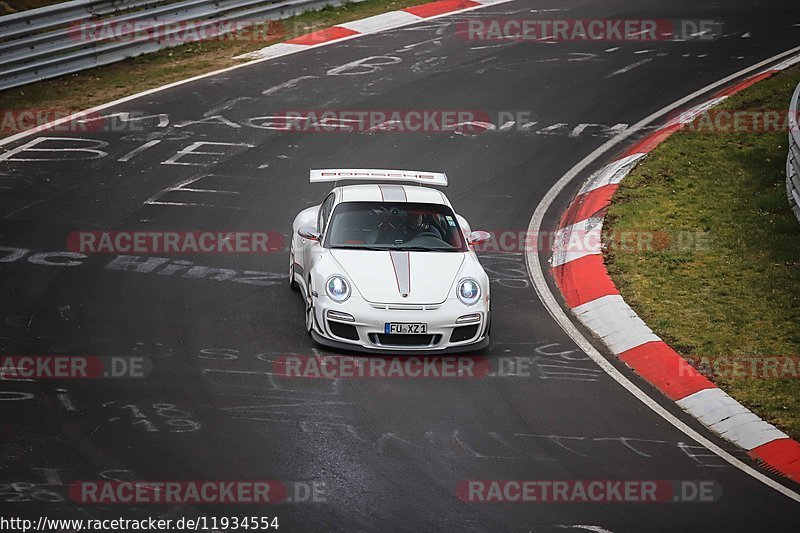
top-left (526, 45), bottom-right (800, 502)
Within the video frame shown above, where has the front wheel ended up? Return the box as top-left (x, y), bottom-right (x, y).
top-left (289, 249), bottom-right (299, 291)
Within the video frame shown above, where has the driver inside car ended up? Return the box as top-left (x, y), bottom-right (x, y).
top-left (398, 212), bottom-right (443, 243)
top-left (377, 210), bottom-right (442, 244)
top-left (407, 211), bottom-right (442, 239)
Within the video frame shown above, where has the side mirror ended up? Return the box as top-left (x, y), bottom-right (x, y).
top-left (298, 227), bottom-right (320, 241)
top-left (468, 230), bottom-right (491, 245)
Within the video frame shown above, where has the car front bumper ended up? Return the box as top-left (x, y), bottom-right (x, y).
top-left (311, 294), bottom-right (490, 354)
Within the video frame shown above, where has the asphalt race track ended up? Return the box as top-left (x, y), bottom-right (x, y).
top-left (1, 0), bottom-right (799, 530)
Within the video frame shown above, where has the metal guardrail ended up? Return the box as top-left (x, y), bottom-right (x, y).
top-left (0, 1), bottom-right (171, 41)
top-left (0, 0), bottom-right (358, 91)
top-left (788, 81), bottom-right (800, 223)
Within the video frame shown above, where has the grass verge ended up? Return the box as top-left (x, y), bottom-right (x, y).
top-left (0, 0), bottom-right (436, 119)
top-left (604, 64), bottom-right (800, 439)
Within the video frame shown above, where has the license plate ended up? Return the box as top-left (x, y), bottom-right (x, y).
top-left (385, 323), bottom-right (427, 334)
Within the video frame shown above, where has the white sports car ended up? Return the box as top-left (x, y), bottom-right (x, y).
top-left (290, 169), bottom-right (491, 353)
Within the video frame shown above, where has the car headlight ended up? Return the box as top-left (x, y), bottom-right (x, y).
top-left (457, 278), bottom-right (481, 306)
top-left (326, 275), bottom-right (351, 303)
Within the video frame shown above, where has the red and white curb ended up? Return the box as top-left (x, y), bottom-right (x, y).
top-left (551, 54), bottom-right (800, 483)
top-left (236, 0), bottom-right (508, 60)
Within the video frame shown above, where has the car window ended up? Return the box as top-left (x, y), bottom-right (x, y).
top-left (318, 193), bottom-right (335, 235)
top-left (323, 202), bottom-right (467, 252)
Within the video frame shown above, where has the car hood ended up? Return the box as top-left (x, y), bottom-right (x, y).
top-left (330, 249), bottom-right (465, 304)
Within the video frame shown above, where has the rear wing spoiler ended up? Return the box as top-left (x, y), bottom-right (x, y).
top-left (310, 169), bottom-right (448, 187)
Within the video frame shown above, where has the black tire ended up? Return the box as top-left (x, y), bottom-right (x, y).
top-left (289, 250), bottom-right (299, 291)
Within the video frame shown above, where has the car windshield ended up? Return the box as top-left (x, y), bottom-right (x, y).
top-left (324, 201), bottom-right (467, 252)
